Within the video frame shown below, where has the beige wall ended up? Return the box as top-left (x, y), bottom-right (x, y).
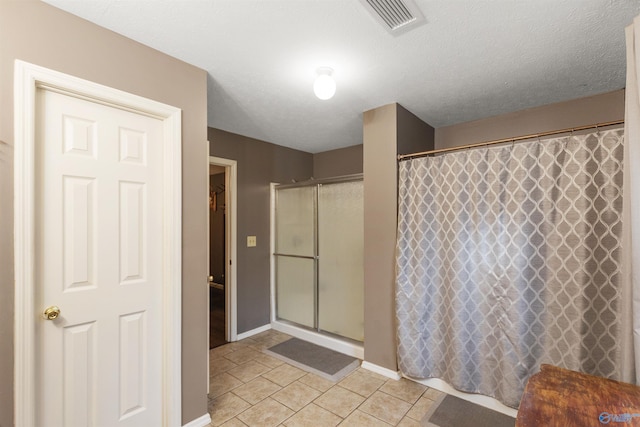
top-left (435, 90), bottom-right (625, 150)
top-left (313, 144), bottom-right (363, 179)
top-left (363, 103), bottom-right (434, 371)
top-left (0, 2), bottom-right (209, 425)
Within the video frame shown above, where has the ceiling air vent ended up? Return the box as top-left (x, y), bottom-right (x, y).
top-left (359, 0), bottom-right (425, 35)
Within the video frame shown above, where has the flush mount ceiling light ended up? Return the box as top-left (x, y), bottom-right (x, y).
top-left (313, 67), bottom-right (336, 100)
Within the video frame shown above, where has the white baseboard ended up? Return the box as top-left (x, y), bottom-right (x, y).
top-left (361, 361), bottom-right (401, 380)
top-left (360, 361), bottom-right (518, 418)
top-left (236, 323), bottom-right (271, 340)
top-left (183, 413), bottom-right (211, 427)
top-left (271, 321), bottom-right (364, 359)
top-left (406, 376), bottom-right (518, 418)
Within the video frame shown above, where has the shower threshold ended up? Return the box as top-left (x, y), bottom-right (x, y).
top-left (271, 320), bottom-right (364, 360)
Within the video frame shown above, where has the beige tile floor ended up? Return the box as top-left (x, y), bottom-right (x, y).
top-left (207, 330), bottom-right (445, 427)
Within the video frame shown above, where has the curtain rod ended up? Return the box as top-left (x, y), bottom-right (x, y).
top-left (397, 119), bottom-right (625, 161)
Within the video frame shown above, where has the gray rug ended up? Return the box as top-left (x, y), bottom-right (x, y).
top-left (422, 394), bottom-right (516, 427)
top-left (264, 338), bottom-right (360, 382)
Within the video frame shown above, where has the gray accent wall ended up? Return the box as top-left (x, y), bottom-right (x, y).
top-left (398, 105), bottom-right (436, 155)
top-left (313, 144), bottom-right (363, 179)
top-left (435, 90), bottom-right (625, 149)
top-left (0, 2), bottom-right (209, 425)
top-left (208, 128), bottom-right (314, 334)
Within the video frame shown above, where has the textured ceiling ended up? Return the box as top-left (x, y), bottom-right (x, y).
top-left (43, 0), bottom-right (640, 153)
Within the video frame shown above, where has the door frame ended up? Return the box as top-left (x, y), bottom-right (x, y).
top-left (13, 60), bottom-right (182, 427)
top-left (208, 156), bottom-right (238, 343)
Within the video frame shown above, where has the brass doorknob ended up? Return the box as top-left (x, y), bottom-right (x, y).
top-left (43, 306), bottom-right (60, 320)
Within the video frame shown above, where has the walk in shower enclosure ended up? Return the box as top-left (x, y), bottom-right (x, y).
top-left (273, 176), bottom-right (364, 342)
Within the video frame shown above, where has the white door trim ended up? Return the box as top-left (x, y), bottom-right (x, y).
top-left (208, 156), bottom-right (238, 342)
top-left (14, 60), bottom-right (182, 427)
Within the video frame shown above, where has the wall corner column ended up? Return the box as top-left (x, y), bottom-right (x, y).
top-left (362, 103), bottom-right (434, 372)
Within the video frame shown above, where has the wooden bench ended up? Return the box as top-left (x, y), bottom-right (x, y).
top-left (516, 365), bottom-right (640, 426)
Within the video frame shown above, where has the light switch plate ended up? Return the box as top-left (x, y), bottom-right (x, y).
top-left (247, 235), bottom-right (257, 247)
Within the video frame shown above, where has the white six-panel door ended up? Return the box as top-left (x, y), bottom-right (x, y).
top-left (35, 88), bottom-right (163, 426)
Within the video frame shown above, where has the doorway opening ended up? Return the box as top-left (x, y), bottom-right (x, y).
top-left (209, 164), bottom-right (226, 348)
top-left (208, 156), bottom-right (237, 350)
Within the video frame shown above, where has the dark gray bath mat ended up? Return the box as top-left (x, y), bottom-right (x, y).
top-left (264, 338), bottom-right (360, 381)
top-left (422, 394), bottom-right (516, 427)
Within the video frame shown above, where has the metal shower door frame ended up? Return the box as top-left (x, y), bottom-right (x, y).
top-left (273, 174), bottom-right (363, 336)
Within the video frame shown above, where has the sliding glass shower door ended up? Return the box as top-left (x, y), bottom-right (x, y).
top-left (274, 186), bottom-right (316, 328)
top-left (274, 177), bottom-right (364, 342)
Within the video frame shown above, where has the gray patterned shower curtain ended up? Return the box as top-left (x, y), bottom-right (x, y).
top-left (395, 130), bottom-right (628, 408)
